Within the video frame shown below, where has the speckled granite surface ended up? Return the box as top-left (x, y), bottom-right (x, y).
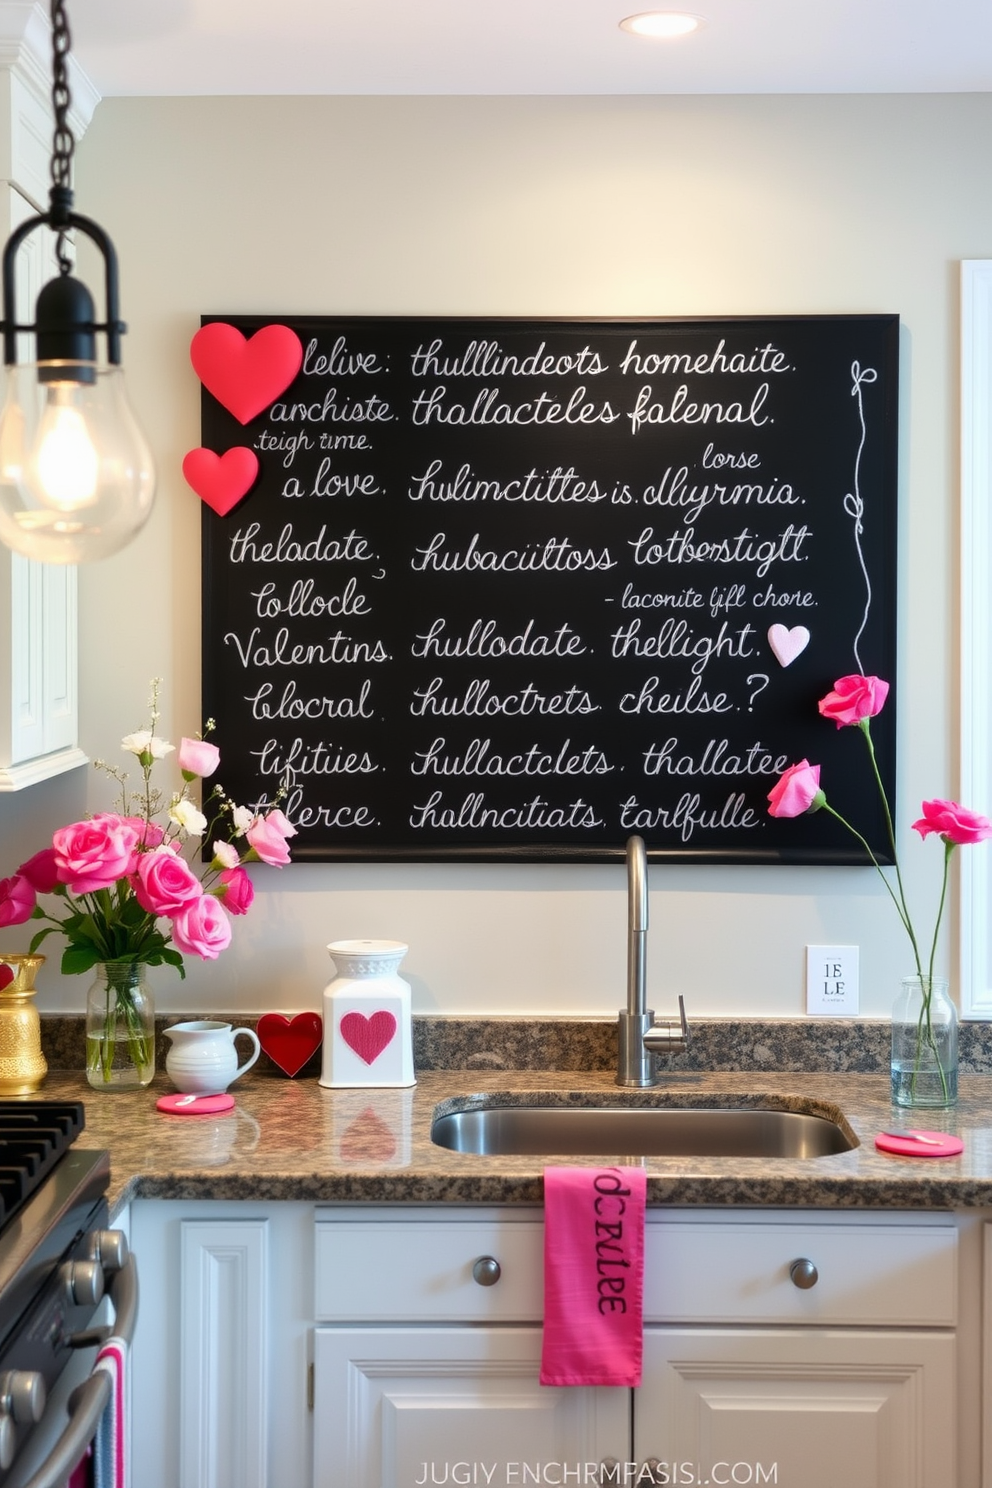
top-left (31, 1056), bottom-right (992, 1218)
top-left (37, 1013), bottom-right (992, 1075)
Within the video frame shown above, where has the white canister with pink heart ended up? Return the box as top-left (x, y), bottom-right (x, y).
top-left (319, 940), bottom-right (415, 1088)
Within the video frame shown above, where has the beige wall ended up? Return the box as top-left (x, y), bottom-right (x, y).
top-left (1, 92), bottom-right (989, 1016)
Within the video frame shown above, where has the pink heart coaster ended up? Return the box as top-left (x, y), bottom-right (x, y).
top-left (0, 965), bottom-right (14, 992)
top-left (182, 447), bottom-right (259, 516)
top-left (340, 1010), bottom-right (397, 1065)
top-left (767, 623), bottom-right (811, 667)
top-left (190, 322), bottom-right (303, 425)
top-left (257, 1012), bottom-right (323, 1077)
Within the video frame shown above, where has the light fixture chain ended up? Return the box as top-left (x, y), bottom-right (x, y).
top-left (49, 0), bottom-right (76, 275)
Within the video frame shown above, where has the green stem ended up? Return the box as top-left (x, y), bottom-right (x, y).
top-left (820, 802), bottom-right (925, 983)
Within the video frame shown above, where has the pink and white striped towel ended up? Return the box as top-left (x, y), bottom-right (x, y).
top-left (92, 1336), bottom-right (128, 1488)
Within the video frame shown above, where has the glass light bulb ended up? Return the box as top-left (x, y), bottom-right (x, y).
top-left (0, 362), bottom-right (155, 563)
top-left (34, 387), bottom-right (100, 510)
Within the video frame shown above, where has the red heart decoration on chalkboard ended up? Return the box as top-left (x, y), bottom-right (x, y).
top-left (190, 322), bottom-right (303, 425)
top-left (0, 965), bottom-right (13, 992)
top-left (340, 1010), bottom-right (397, 1065)
top-left (182, 446), bottom-right (259, 516)
top-left (257, 1011), bottom-right (323, 1077)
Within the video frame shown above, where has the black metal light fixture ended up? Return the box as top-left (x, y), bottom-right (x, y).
top-left (0, 0), bottom-right (154, 563)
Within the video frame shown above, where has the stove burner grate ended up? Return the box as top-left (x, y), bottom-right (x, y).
top-left (0, 1102), bottom-right (85, 1230)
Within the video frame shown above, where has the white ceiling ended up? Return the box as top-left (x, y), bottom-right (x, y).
top-left (65, 0), bottom-right (992, 98)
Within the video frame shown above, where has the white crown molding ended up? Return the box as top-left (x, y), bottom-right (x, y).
top-left (0, 2), bottom-right (100, 137)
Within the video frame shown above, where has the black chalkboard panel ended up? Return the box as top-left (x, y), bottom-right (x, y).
top-left (200, 315), bottom-right (899, 863)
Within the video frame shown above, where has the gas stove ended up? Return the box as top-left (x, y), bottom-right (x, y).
top-left (0, 1102), bottom-right (127, 1488)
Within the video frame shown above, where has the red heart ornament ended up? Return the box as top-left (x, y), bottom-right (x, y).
top-left (256, 1011), bottom-right (323, 1077)
top-left (182, 446), bottom-right (259, 516)
top-left (0, 965), bottom-right (13, 992)
top-left (190, 322), bottom-right (303, 425)
top-left (340, 1010), bottom-right (397, 1065)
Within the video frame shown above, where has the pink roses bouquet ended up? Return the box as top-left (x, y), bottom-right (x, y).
top-left (768, 674), bottom-right (991, 1101)
top-left (0, 684), bottom-right (295, 1083)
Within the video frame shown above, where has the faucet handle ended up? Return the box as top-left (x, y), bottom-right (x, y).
top-left (643, 994), bottom-right (690, 1056)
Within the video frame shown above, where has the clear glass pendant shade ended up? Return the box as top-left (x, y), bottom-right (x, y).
top-left (0, 362), bottom-right (155, 562)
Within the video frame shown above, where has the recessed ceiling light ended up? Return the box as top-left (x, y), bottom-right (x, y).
top-left (620, 11), bottom-right (705, 39)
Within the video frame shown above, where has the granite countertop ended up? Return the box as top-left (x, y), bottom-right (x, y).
top-left (34, 1061), bottom-right (992, 1215)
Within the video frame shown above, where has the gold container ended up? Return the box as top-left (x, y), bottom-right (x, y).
top-left (0, 954), bottom-right (48, 1094)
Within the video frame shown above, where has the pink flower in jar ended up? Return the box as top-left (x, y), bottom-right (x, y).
top-left (767, 760), bottom-right (825, 818)
top-left (0, 874), bottom-right (35, 927)
top-left (217, 866), bottom-right (254, 916)
top-left (178, 737), bottom-right (220, 779)
top-left (817, 674), bottom-right (890, 728)
top-left (912, 799), bottom-right (992, 846)
top-left (132, 846), bottom-right (204, 917)
top-left (52, 815), bottom-right (141, 895)
top-left (170, 895), bottom-right (232, 960)
top-left (16, 848), bottom-right (59, 894)
top-left (246, 811), bottom-right (295, 867)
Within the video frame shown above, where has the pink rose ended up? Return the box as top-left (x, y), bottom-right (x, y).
top-left (818, 674), bottom-right (890, 728)
top-left (132, 846), bottom-right (204, 917)
top-left (178, 737), bottom-right (220, 778)
top-left (53, 815), bottom-right (141, 895)
top-left (16, 848), bottom-right (59, 894)
top-left (170, 895), bottom-right (232, 960)
top-left (912, 799), bottom-right (992, 846)
top-left (767, 760), bottom-right (824, 818)
top-left (122, 816), bottom-right (165, 850)
top-left (246, 812), bottom-right (295, 867)
top-left (217, 866), bottom-right (254, 916)
top-left (0, 874), bottom-right (35, 927)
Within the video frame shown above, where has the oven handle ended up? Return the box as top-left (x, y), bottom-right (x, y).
top-left (18, 1253), bottom-right (138, 1488)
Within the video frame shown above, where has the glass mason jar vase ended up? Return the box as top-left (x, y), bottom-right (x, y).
top-left (85, 961), bottom-right (155, 1090)
top-left (890, 974), bottom-right (958, 1108)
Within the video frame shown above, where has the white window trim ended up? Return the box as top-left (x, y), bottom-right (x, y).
top-left (960, 260), bottom-right (992, 1017)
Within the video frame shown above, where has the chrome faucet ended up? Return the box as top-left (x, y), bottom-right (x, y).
top-left (616, 835), bottom-right (689, 1087)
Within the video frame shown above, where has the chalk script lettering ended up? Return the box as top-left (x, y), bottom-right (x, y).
top-left (410, 677), bottom-right (600, 718)
top-left (410, 338), bottom-right (608, 379)
top-left (408, 458), bottom-right (623, 505)
top-left (620, 791), bottom-right (760, 841)
top-left (227, 523), bottom-right (374, 566)
top-left (246, 679), bottom-right (374, 721)
top-left (410, 791), bottom-right (604, 831)
top-left (411, 385), bottom-right (619, 427)
top-left (630, 525), bottom-right (812, 579)
top-left (411, 617), bottom-right (586, 660)
top-left (410, 737), bottom-right (614, 778)
top-left (411, 533), bottom-right (615, 574)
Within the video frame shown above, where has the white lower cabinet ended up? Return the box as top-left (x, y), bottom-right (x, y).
top-left (312, 1207), bottom-right (960, 1488)
top-left (129, 1201), bottom-right (966, 1488)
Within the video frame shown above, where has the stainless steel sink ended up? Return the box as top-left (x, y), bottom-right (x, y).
top-left (431, 1104), bottom-right (856, 1158)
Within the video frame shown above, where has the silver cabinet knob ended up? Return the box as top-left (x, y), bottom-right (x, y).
top-left (790, 1257), bottom-right (819, 1289)
top-left (472, 1256), bottom-right (501, 1286)
top-left (61, 1257), bottom-right (105, 1307)
top-left (86, 1227), bottom-right (129, 1275)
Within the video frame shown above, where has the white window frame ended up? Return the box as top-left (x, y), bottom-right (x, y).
top-left (960, 260), bottom-right (992, 1017)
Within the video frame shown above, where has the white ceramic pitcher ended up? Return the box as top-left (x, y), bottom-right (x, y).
top-left (164, 1019), bottom-right (261, 1094)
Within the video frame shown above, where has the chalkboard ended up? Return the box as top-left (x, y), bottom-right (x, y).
top-left (200, 315), bottom-right (899, 864)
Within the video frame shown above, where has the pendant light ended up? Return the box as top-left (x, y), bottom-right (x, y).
top-left (0, 0), bottom-right (154, 564)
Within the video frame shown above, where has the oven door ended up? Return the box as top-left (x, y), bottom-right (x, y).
top-left (9, 1256), bottom-right (137, 1488)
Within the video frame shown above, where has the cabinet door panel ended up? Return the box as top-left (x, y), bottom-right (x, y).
top-left (313, 1326), bottom-right (628, 1488)
top-left (639, 1327), bottom-right (955, 1488)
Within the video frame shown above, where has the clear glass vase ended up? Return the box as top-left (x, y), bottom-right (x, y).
top-left (890, 974), bottom-right (958, 1108)
top-left (85, 961), bottom-right (155, 1090)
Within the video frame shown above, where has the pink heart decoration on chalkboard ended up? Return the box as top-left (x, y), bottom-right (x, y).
top-left (190, 322), bottom-right (304, 425)
top-left (340, 1010), bottom-right (397, 1065)
top-left (182, 446), bottom-right (260, 516)
top-left (257, 1011), bottom-right (323, 1077)
top-left (767, 624), bottom-right (811, 667)
top-left (0, 965), bottom-right (13, 992)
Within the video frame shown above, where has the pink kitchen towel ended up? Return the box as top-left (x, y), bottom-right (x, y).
top-left (92, 1336), bottom-right (128, 1488)
top-left (539, 1165), bottom-right (646, 1387)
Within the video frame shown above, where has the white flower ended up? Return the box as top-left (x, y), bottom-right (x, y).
top-left (231, 804), bottom-right (253, 836)
top-left (212, 840), bottom-right (240, 869)
top-left (122, 730), bottom-right (174, 760)
top-left (169, 798), bottom-right (207, 835)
